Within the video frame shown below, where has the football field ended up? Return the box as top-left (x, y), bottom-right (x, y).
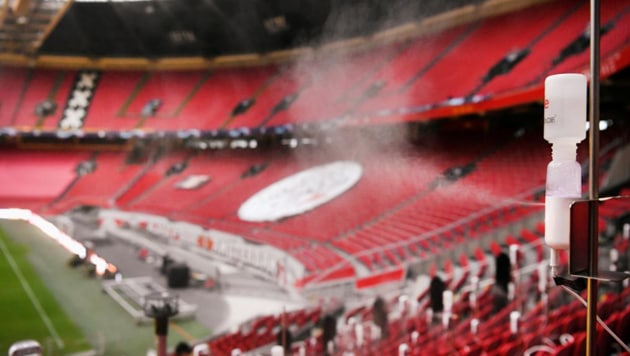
top-left (0, 226), bottom-right (91, 355)
top-left (0, 219), bottom-right (211, 356)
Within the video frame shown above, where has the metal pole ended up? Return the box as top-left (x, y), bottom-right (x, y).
top-left (155, 316), bottom-right (169, 356)
top-left (587, 0), bottom-right (600, 355)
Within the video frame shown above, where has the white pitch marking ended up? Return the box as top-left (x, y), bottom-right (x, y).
top-left (0, 237), bottom-right (64, 349)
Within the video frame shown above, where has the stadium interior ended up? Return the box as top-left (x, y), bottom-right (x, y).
top-left (0, 0), bottom-right (630, 355)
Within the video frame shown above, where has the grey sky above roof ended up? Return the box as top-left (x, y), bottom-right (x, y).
top-left (37, 0), bottom-right (474, 57)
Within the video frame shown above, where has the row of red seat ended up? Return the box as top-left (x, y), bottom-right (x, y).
top-left (3, 120), bottom-right (627, 278)
top-left (2, 0), bottom-right (629, 133)
top-left (325, 131), bottom-right (547, 271)
top-left (0, 149), bottom-right (89, 211)
top-left (324, 259), bottom-right (630, 356)
top-left (206, 307), bottom-right (321, 355)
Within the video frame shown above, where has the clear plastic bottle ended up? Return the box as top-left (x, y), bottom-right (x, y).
top-left (544, 74), bottom-right (587, 266)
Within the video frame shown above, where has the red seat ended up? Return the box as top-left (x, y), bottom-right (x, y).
top-left (551, 338), bottom-right (575, 356)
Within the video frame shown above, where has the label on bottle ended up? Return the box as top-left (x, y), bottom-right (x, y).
top-left (543, 74), bottom-right (587, 142)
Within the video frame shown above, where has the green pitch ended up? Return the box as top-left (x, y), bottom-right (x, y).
top-left (0, 227), bottom-right (91, 355)
top-left (0, 219), bottom-right (211, 356)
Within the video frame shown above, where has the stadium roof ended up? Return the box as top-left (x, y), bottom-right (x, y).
top-left (0, 0), bottom-right (514, 63)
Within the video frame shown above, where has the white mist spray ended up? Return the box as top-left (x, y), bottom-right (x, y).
top-left (543, 73), bottom-right (587, 271)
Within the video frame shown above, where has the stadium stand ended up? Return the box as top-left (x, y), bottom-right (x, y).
top-left (84, 71), bottom-right (146, 131)
top-left (1, 1), bottom-right (630, 355)
top-left (6, 69), bottom-right (76, 130)
top-left (12, 119), bottom-right (630, 282)
top-left (0, 67), bottom-right (28, 127)
top-left (47, 151), bottom-right (148, 213)
top-left (0, 1), bottom-right (628, 133)
top-left (156, 67), bottom-right (275, 131)
top-left (0, 150), bottom-right (90, 211)
top-left (267, 46), bottom-right (397, 126)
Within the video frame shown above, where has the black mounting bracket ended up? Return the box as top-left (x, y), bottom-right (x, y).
top-left (569, 195), bottom-right (630, 282)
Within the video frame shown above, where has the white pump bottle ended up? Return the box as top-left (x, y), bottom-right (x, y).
top-left (544, 73), bottom-right (587, 269)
